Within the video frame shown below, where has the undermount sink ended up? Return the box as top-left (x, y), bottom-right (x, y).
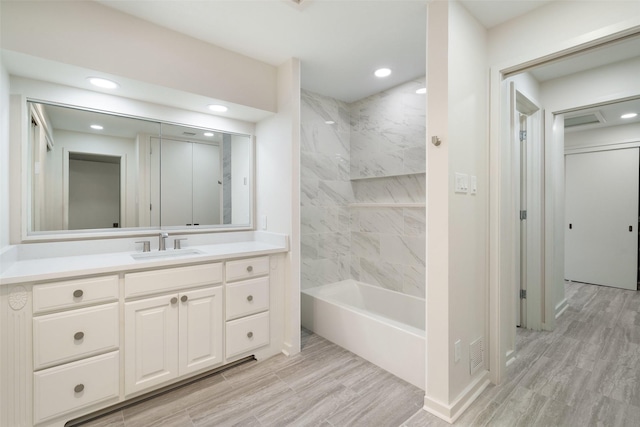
top-left (131, 248), bottom-right (205, 261)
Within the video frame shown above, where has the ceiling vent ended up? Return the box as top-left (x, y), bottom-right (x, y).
top-left (564, 111), bottom-right (605, 129)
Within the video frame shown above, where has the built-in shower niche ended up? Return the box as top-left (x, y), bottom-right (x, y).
top-left (349, 78), bottom-right (426, 180)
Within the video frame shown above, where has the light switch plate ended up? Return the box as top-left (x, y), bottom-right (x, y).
top-left (455, 173), bottom-right (469, 193)
top-left (471, 176), bottom-right (477, 194)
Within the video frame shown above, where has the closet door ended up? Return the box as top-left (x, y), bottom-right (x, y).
top-left (565, 148), bottom-right (639, 290)
top-left (161, 138), bottom-right (193, 226)
top-left (192, 143), bottom-right (221, 225)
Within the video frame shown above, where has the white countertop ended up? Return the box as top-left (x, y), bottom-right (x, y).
top-left (0, 240), bottom-right (288, 286)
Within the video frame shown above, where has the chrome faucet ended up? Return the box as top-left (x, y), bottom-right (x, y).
top-left (159, 232), bottom-right (169, 251)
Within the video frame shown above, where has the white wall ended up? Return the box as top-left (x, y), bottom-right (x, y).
top-left (565, 122), bottom-right (640, 149)
top-left (0, 63), bottom-right (10, 250)
top-left (488, 1), bottom-right (640, 67)
top-left (1, 1), bottom-right (277, 113)
top-left (255, 59), bottom-right (301, 355)
top-left (424, 1), bottom-right (489, 421)
top-left (231, 135), bottom-right (251, 224)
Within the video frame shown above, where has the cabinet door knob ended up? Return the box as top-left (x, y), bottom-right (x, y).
top-left (181, 295), bottom-right (188, 302)
top-left (74, 331), bottom-right (85, 341)
top-left (247, 331), bottom-right (254, 339)
top-left (74, 384), bottom-right (85, 393)
top-left (73, 289), bottom-right (84, 298)
top-left (171, 297), bottom-right (178, 304)
top-left (246, 266), bottom-right (253, 272)
top-left (247, 295), bottom-right (253, 302)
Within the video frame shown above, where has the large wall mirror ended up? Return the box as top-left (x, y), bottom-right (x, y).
top-left (28, 101), bottom-right (253, 236)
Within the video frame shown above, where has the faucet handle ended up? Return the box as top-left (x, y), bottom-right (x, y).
top-left (174, 238), bottom-right (187, 250)
top-left (135, 241), bottom-right (151, 252)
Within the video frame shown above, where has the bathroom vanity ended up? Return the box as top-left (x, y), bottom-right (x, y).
top-left (0, 233), bottom-right (288, 427)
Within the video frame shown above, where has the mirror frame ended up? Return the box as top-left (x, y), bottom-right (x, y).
top-left (13, 90), bottom-right (256, 242)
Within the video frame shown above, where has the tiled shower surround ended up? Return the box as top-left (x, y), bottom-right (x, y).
top-left (301, 78), bottom-right (426, 298)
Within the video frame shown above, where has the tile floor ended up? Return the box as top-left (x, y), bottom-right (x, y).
top-left (78, 281), bottom-right (640, 426)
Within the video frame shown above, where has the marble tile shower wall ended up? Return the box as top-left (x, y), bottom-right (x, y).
top-left (350, 78), bottom-right (426, 179)
top-left (350, 176), bottom-right (426, 298)
top-left (300, 80), bottom-right (426, 297)
top-left (301, 90), bottom-right (353, 290)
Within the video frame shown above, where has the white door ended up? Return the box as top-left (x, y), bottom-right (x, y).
top-left (178, 286), bottom-right (223, 376)
top-left (161, 138), bottom-right (193, 226)
top-left (565, 148), bottom-right (639, 290)
top-left (124, 294), bottom-right (179, 395)
top-left (192, 142), bottom-right (221, 225)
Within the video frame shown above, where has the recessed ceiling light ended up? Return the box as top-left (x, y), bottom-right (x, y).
top-left (621, 113), bottom-right (638, 119)
top-left (204, 132), bottom-right (214, 137)
top-left (87, 77), bottom-right (119, 89)
top-left (90, 124), bottom-right (104, 130)
top-left (208, 104), bottom-right (228, 113)
top-left (416, 88), bottom-right (426, 94)
top-left (374, 68), bottom-right (392, 78)
top-left (325, 120), bottom-right (335, 125)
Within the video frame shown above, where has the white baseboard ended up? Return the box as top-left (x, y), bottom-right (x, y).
top-left (506, 350), bottom-right (516, 367)
top-left (281, 341), bottom-right (296, 357)
top-left (422, 370), bottom-right (491, 423)
top-left (555, 298), bottom-right (568, 318)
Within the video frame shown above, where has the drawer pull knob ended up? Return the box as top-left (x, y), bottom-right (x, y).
top-left (247, 331), bottom-right (253, 339)
top-left (181, 295), bottom-right (188, 302)
top-left (171, 297), bottom-right (178, 304)
top-left (73, 290), bottom-right (84, 298)
top-left (247, 295), bottom-right (253, 302)
top-left (246, 266), bottom-right (253, 272)
top-left (74, 384), bottom-right (85, 393)
top-left (74, 332), bottom-right (85, 340)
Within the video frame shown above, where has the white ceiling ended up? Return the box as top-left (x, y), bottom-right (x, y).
top-left (96, 0), bottom-right (552, 103)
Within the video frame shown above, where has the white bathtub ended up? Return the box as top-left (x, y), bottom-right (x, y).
top-left (301, 279), bottom-right (425, 390)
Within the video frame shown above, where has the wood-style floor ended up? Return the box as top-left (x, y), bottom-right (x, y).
top-left (80, 281), bottom-right (640, 426)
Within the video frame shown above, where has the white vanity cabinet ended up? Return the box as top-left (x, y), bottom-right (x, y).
top-left (124, 264), bottom-right (223, 396)
top-left (31, 275), bottom-right (120, 425)
top-left (0, 243), bottom-right (287, 427)
top-left (225, 256), bottom-right (271, 359)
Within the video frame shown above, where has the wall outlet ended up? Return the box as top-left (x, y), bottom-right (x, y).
top-left (454, 339), bottom-right (461, 363)
top-left (260, 215), bottom-right (267, 230)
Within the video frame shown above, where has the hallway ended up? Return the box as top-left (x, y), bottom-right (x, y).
top-left (406, 281), bottom-right (640, 426)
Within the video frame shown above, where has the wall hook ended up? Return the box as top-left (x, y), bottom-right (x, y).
top-left (431, 136), bottom-right (442, 146)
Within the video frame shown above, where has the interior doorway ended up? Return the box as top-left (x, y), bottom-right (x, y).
top-left (68, 153), bottom-right (121, 230)
top-left (490, 29), bottom-right (640, 385)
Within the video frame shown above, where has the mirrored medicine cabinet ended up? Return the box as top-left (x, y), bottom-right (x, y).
top-left (27, 101), bottom-right (253, 237)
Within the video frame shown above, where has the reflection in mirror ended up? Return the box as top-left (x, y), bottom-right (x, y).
top-left (28, 102), bottom-right (253, 235)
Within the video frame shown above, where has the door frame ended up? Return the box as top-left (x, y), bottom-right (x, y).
top-left (63, 149), bottom-right (126, 230)
top-left (488, 24), bottom-right (640, 384)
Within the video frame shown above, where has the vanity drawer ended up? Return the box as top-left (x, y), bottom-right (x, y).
top-left (225, 256), bottom-right (269, 282)
top-left (34, 351), bottom-right (119, 424)
top-left (125, 263), bottom-right (222, 298)
top-left (226, 311), bottom-right (270, 358)
top-left (33, 303), bottom-right (119, 370)
top-left (33, 275), bottom-right (119, 314)
top-left (226, 276), bottom-right (269, 320)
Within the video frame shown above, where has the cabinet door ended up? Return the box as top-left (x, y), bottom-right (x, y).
top-left (179, 287), bottom-right (223, 376)
top-left (125, 294), bottom-right (179, 396)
